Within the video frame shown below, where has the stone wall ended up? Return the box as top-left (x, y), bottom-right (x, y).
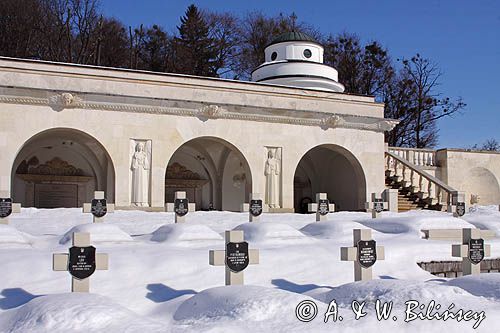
top-left (436, 149), bottom-right (500, 206)
top-left (418, 259), bottom-right (500, 278)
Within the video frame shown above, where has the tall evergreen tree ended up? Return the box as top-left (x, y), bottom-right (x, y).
top-left (174, 4), bottom-right (217, 77)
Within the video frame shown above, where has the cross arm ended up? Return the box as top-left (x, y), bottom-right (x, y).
top-left (376, 246), bottom-right (385, 260)
top-left (249, 249), bottom-right (259, 264)
top-left (340, 247), bottom-right (357, 261)
top-left (308, 203), bottom-right (318, 213)
top-left (83, 203), bottom-right (115, 213)
top-left (166, 203), bottom-right (196, 212)
top-left (96, 253), bottom-right (109, 270)
top-left (209, 250), bottom-right (225, 266)
top-left (452, 244), bottom-right (491, 258)
top-left (341, 246), bottom-right (385, 261)
top-left (53, 253), bottom-right (69, 271)
top-left (12, 203), bottom-right (21, 213)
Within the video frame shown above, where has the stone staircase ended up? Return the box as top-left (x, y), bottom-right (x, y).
top-left (385, 148), bottom-right (459, 213)
top-left (385, 172), bottom-right (426, 212)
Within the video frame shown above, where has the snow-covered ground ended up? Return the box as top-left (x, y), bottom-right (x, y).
top-left (1, 206), bottom-right (500, 332)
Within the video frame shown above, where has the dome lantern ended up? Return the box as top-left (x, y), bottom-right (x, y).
top-left (251, 31), bottom-right (345, 92)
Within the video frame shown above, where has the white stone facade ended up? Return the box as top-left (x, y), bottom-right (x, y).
top-left (0, 57), bottom-right (390, 211)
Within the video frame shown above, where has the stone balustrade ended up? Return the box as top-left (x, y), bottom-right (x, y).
top-left (385, 151), bottom-right (457, 210)
top-left (388, 147), bottom-right (437, 167)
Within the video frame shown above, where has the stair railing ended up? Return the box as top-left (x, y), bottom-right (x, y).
top-left (385, 151), bottom-right (457, 209)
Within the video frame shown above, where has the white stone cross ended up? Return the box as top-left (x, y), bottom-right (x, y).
top-left (447, 191), bottom-right (466, 218)
top-left (0, 191), bottom-right (21, 225)
top-left (365, 193), bottom-right (388, 218)
top-left (307, 193), bottom-right (335, 221)
top-left (166, 191), bottom-right (196, 223)
top-left (209, 230), bottom-right (259, 285)
top-left (452, 228), bottom-right (491, 275)
top-left (83, 191), bottom-right (115, 223)
top-left (53, 232), bottom-right (109, 292)
top-left (341, 229), bottom-right (385, 281)
top-left (240, 193), bottom-right (267, 222)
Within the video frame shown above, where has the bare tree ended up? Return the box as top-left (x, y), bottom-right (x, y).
top-left (323, 32), bottom-right (393, 98)
top-left (204, 11), bottom-right (240, 78)
top-left (385, 54), bottom-right (466, 148)
top-left (137, 24), bottom-right (172, 72)
top-left (471, 139), bottom-right (500, 151)
top-left (96, 18), bottom-right (130, 67)
top-left (0, 0), bottom-right (44, 59)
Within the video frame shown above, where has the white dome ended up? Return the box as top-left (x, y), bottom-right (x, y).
top-left (251, 32), bottom-right (345, 93)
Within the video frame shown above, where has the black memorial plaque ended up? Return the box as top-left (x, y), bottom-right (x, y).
top-left (68, 246), bottom-right (96, 280)
top-left (456, 202), bottom-right (466, 217)
top-left (91, 199), bottom-right (107, 218)
top-left (357, 240), bottom-right (377, 268)
top-left (374, 199), bottom-right (384, 213)
top-left (0, 198), bottom-right (13, 218)
top-left (225, 241), bottom-right (249, 273)
top-left (468, 238), bottom-right (485, 265)
top-left (174, 198), bottom-right (189, 216)
top-left (318, 199), bottom-right (329, 216)
top-left (249, 199), bottom-right (263, 217)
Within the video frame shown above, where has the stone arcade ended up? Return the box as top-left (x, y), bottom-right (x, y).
top-left (1, 32), bottom-right (500, 213)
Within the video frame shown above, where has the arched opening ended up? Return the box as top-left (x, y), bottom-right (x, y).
top-left (293, 145), bottom-right (366, 212)
top-left (467, 167), bottom-right (500, 205)
top-left (11, 128), bottom-right (115, 208)
top-left (165, 137), bottom-right (252, 211)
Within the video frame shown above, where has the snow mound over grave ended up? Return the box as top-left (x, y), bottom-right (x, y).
top-left (234, 222), bottom-right (313, 244)
top-left (59, 223), bottom-right (133, 244)
top-left (462, 205), bottom-right (500, 235)
top-left (0, 224), bottom-right (32, 247)
top-left (300, 220), bottom-right (366, 239)
top-left (447, 274), bottom-right (500, 300)
top-left (174, 285), bottom-right (313, 322)
top-left (150, 224), bottom-right (223, 244)
top-left (316, 279), bottom-right (495, 310)
top-left (356, 210), bottom-right (474, 236)
top-left (0, 293), bottom-right (163, 333)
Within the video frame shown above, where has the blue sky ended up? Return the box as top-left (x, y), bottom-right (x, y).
top-left (100, 0), bottom-right (500, 149)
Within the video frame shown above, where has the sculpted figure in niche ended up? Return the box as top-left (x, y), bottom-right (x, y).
top-left (131, 142), bottom-right (150, 206)
top-left (265, 149), bottom-right (281, 208)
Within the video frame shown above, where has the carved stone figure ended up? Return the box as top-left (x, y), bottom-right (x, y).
top-left (265, 149), bottom-right (281, 208)
top-left (48, 92), bottom-right (82, 111)
top-left (131, 142), bottom-right (150, 206)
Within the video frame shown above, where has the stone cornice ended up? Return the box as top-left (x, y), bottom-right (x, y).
top-left (0, 91), bottom-right (398, 133)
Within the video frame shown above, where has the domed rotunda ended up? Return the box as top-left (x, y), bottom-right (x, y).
top-left (251, 31), bottom-right (345, 92)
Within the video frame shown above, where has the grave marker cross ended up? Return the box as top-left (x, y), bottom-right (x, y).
top-left (0, 192), bottom-right (21, 225)
top-left (83, 191), bottom-right (115, 223)
top-left (209, 230), bottom-right (259, 285)
top-left (307, 193), bottom-right (335, 221)
top-left (365, 193), bottom-right (388, 219)
top-left (166, 191), bottom-right (196, 223)
top-left (240, 193), bottom-right (266, 222)
top-left (341, 229), bottom-right (385, 281)
top-left (452, 228), bottom-right (491, 275)
top-left (53, 232), bottom-right (109, 292)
